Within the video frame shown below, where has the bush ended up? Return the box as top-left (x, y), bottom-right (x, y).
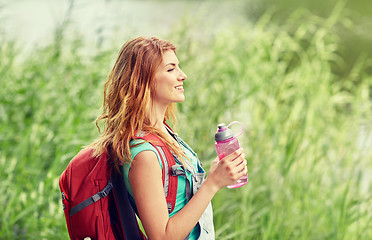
top-left (1, 7), bottom-right (371, 240)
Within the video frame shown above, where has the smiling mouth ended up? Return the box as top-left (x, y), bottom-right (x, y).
top-left (175, 86), bottom-right (183, 90)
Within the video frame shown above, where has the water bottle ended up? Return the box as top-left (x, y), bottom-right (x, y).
top-left (215, 121), bottom-right (248, 188)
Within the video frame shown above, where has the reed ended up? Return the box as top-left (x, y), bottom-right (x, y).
top-left (0, 7), bottom-right (371, 240)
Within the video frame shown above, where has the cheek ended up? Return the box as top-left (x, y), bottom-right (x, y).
top-left (155, 79), bottom-right (170, 91)
top-left (152, 80), bottom-right (166, 98)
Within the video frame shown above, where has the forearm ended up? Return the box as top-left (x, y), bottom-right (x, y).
top-left (161, 178), bottom-right (218, 240)
top-left (160, 152), bottom-right (247, 239)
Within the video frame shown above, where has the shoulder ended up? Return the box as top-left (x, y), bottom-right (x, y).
top-left (129, 149), bottom-right (163, 190)
top-left (129, 139), bottom-right (163, 169)
top-left (133, 150), bottom-right (159, 165)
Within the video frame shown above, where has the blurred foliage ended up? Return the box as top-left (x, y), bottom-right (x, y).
top-left (1, 2), bottom-right (372, 239)
top-left (244, 0), bottom-right (372, 79)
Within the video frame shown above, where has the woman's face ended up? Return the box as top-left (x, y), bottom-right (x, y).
top-left (152, 50), bottom-right (187, 106)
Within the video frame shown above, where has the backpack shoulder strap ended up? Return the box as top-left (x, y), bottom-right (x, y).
top-left (111, 165), bottom-right (146, 240)
top-left (136, 132), bottom-right (178, 213)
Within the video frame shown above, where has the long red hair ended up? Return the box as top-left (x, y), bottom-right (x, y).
top-left (88, 36), bottom-right (186, 168)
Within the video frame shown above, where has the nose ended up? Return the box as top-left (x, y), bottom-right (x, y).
top-left (178, 68), bottom-right (187, 81)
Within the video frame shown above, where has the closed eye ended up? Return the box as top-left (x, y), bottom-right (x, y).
top-left (165, 62), bottom-right (178, 72)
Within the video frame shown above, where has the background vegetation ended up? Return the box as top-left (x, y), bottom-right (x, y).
top-left (1, 0), bottom-right (371, 239)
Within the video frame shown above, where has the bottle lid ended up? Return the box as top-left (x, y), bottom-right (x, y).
top-left (215, 123), bottom-right (234, 141)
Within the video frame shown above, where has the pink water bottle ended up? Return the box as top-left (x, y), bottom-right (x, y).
top-left (215, 121), bottom-right (248, 188)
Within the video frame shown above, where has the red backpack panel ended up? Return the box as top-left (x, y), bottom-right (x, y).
top-left (59, 149), bottom-right (121, 240)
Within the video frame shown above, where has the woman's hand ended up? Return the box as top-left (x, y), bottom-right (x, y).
top-left (205, 148), bottom-right (248, 192)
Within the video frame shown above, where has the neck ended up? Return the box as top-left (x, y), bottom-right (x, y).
top-left (149, 102), bottom-right (168, 133)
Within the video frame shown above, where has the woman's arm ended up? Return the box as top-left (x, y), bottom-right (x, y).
top-left (129, 148), bottom-right (247, 240)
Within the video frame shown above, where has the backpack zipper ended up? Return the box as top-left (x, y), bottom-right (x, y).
top-left (61, 192), bottom-right (66, 210)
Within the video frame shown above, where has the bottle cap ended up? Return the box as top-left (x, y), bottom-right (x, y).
top-left (215, 123), bottom-right (234, 141)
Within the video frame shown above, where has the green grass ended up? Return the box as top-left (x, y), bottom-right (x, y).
top-left (1, 7), bottom-right (371, 240)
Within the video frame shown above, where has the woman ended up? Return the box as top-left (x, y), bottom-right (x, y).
top-left (89, 36), bottom-right (248, 240)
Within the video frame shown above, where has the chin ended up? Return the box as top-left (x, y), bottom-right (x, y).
top-left (173, 94), bottom-right (185, 103)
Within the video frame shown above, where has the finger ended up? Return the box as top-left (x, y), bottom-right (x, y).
top-left (232, 159), bottom-right (247, 176)
top-left (238, 159), bottom-right (247, 168)
top-left (233, 165), bottom-right (247, 182)
top-left (231, 156), bottom-right (246, 172)
top-left (232, 153), bottom-right (245, 166)
top-left (222, 155), bottom-right (246, 174)
top-left (230, 165), bottom-right (248, 182)
top-left (238, 164), bottom-right (248, 174)
top-left (223, 148), bottom-right (244, 162)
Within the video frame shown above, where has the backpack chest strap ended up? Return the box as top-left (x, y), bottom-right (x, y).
top-left (171, 164), bottom-right (192, 201)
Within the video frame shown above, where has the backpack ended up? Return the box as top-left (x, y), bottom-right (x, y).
top-left (59, 132), bottom-right (178, 240)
